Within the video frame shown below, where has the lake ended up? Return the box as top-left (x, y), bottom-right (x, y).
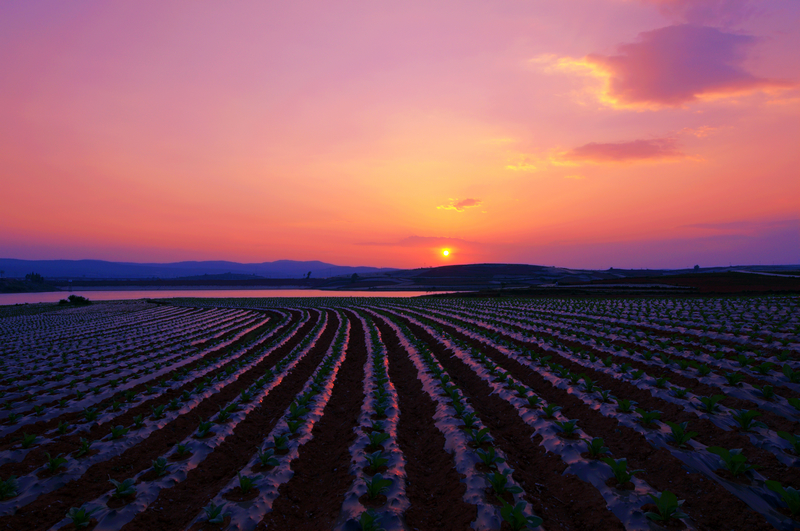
top-left (0, 289), bottom-right (449, 306)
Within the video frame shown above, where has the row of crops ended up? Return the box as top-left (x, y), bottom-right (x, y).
top-left (0, 295), bottom-right (798, 530)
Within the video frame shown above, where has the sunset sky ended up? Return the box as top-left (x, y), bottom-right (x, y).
top-left (1, 0), bottom-right (798, 269)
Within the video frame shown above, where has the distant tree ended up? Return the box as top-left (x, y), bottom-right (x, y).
top-left (694, 265), bottom-right (700, 271)
top-left (306, 271), bottom-right (312, 279)
top-left (25, 272), bottom-right (44, 283)
top-left (351, 273), bottom-right (359, 283)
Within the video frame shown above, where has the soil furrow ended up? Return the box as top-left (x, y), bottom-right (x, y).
top-left (118, 310), bottom-right (340, 531)
top-left (387, 311), bottom-right (625, 531)
top-left (408, 310), bottom-right (776, 531)
top-left (0, 310), bottom-right (320, 531)
top-left (372, 314), bottom-right (477, 531)
top-left (256, 309), bottom-right (367, 530)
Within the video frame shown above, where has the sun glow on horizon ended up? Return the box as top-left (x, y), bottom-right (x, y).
top-left (442, 249), bottom-right (450, 257)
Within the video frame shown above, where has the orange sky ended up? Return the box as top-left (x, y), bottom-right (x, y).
top-left (1, 1), bottom-right (798, 269)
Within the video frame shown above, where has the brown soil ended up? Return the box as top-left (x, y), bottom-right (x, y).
top-left (116, 310), bottom-right (338, 531)
top-left (222, 486), bottom-right (259, 502)
top-left (0, 310), bottom-right (314, 531)
top-left (405, 310), bottom-right (776, 531)
top-left (255, 310), bottom-right (367, 530)
top-left (389, 312), bottom-right (625, 531)
top-left (188, 515), bottom-right (231, 531)
top-left (372, 315), bottom-right (477, 531)
top-left (605, 477), bottom-right (635, 490)
top-left (358, 493), bottom-right (387, 508)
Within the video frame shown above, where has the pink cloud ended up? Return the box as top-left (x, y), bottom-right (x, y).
top-left (564, 138), bottom-right (683, 163)
top-left (437, 198), bottom-right (483, 212)
top-left (586, 24), bottom-right (788, 106)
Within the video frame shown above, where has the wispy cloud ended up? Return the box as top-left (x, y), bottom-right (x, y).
top-left (536, 24), bottom-right (791, 109)
top-left (437, 198), bottom-right (483, 212)
top-left (563, 138), bottom-right (683, 163)
top-left (642, 0), bottom-right (761, 26)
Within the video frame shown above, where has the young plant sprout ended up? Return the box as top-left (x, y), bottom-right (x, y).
top-left (554, 420), bottom-right (579, 437)
top-left (696, 394), bottom-right (725, 414)
top-left (468, 427), bottom-right (492, 447)
top-left (766, 481), bottom-right (800, 515)
top-left (665, 421), bottom-right (697, 449)
top-left (731, 410), bottom-right (766, 432)
top-left (75, 438), bottom-right (92, 457)
top-left (635, 408), bottom-right (661, 428)
top-left (43, 452), bottom-right (68, 473)
top-left (707, 447), bottom-right (759, 477)
top-left (602, 458), bottom-right (643, 487)
top-left (110, 425), bottom-right (129, 440)
top-left (364, 473), bottom-right (392, 500)
top-left (778, 432), bottom-right (800, 454)
top-left (365, 450), bottom-right (389, 473)
top-left (151, 404), bottom-right (166, 420)
top-left (66, 505), bottom-right (98, 528)
top-left (109, 478), bottom-right (136, 498)
top-left (359, 510), bottom-right (386, 531)
top-left (644, 491), bottom-right (688, 523)
top-left (498, 499), bottom-right (543, 530)
top-left (584, 437), bottom-right (610, 458)
top-left (257, 449), bottom-right (279, 469)
top-left (151, 457), bottom-right (169, 477)
top-left (203, 502), bottom-right (228, 524)
top-left (0, 476), bottom-right (19, 500)
top-left (476, 446), bottom-right (505, 470)
top-left (237, 473), bottom-right (259, 495)
top-left (367, 431), bottom-right (390, 448)
top-left (485, 469), bottom-right (523, 497)
top-left (541, 404), bottom-right (561, 418)
top-left (20, 433), bottom-right (37, 449)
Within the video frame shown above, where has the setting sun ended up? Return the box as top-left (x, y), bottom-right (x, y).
top-left (442, 249), bottom-right (450, 257)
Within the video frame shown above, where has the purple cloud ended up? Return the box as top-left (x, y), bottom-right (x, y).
top-left (586, 24), bottom-right (787, 106)
top-left (644, 0), bottom-right (761, 26)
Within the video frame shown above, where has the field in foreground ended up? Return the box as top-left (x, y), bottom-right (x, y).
top-left (0, 296), bottom-right (798, 531)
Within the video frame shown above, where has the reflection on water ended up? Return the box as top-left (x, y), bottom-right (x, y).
top-left (0, 289), bottom-right (448, 306)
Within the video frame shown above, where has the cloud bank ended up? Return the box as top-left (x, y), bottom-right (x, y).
top-left (564, 138), bottom-right (683, 162)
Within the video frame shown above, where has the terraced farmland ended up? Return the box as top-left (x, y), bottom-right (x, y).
top-left (1, 295), bottom-right (799, 530)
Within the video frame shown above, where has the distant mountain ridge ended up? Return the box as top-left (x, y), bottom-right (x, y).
top-left (0, 259), bottom-right (396, 279)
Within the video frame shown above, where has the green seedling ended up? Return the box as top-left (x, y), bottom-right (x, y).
top-left (666, 421), bottom-right (697, 449)
top-left (151, 404), bottom-right (166, 420)
top-left (696, 364), bottom-right (712, 376)
top-left (272, 434), bottom-right (289, 452)
top-left (753, 362), bottom-right (774, 375)
top-left (696, 394), bottom-right (725, 414)
top-left (486, 469), bottom-right (523, 496)
top-left (597, 389), bottom-right (615, 403)
top-left (0, 476), bottom-right (19, 500)
top-left (257, 449), bottom-right (279, 469)
top-left (603, 356), bottom-right (613, 367)
top-left (789, 398), bottom-right (800, 411)
top-left (365, 450), bottom-right (389, 472)
top-left (645, 490), bottom-right (688, 522)
top-left (642, 352), bottom-right (655, 361)
top-left (731, 409), bottom-right (766, 432)
top-left (109, 478), bottom-right (136, 498)
top-left (554, 419), bottom-right (579, 437)
top-left (109, 401), bottom-right (122, 412)
top-left (602, 458), bottom-right (643, 487)
top-left (367, 431), bottom-right (390, 447)
top-left (469, 427), bottom-right (492, 446)
top-left (44, 452), bottom-right (67, 473)
top-left (766, 481), bottom-right (800, 515)
top-left (498, 498), bottom-right (543, 530)
top-left (66, 505), bottom-right (98, 528)
top-left (724, 372), bottom-right (745, 386)
top-left (541, 404), bottom-right (561, 418)
top-left (755, 385), bottom-right (775, 400)
top-left (635, 408), bottom-right (661, 427)
top-left (288, 402), bottom-right (309, 420)
top-left (617, 363), bottom-right (632, 374)
top-left (196, 420), bottom-right (213, 438)
top-left (286, 419), bottom-right (303, 434)
top-left (707, 447), bottom-right (759, 477)
top-left (110, 425), bottom-right (129, 440)
top-left (215, 405), bottom-right (232, 423)
top-left (83, 407), bottom-right (99, 422)
top-left (654, 377), bottom-right (670, 389)
top-left (203, 502), bottom-right (228, 524)
top-left (368, 420), bottom-right (384, 432)
top-left (20, 433), bottom-right (37, 449)
top-left (132, 414), bottom-right (144, 429)
top-left (6, 412), bottom-right (20, 424)
top-left (359, 510), bottom-right (386, 531)
top-left (476, 446), bottom-right (505, 470)
top-left (75, 438), bottom-right (92, 457)
top-left (616, 399), bottom-right (635, 413)
top-left (151, 457), bottom-right (169, 477)
top-left (670, 387), bottom-right (688, 399)
top-left (57, 421), bottom-right (70, 435)
top-left (364, 473), bottom-right (392, 500)
top-left (778, 432), bottom-right (800, 454)
top-left (173, 443), bottom-right (191, 457)
top-left (525, 395), bottom-right (542, 409)
top-left (584, 437), bottom-right (610, 458)
top-left (631, 370), bottom-right (645, 380)
top-left (582, 377), bottom-right (597, 393)
top-left (784, 365), bottom-right (800, 384)
top-left (237, 473), bottom-right (259, 495)
top-left (33, 405), bottom-right (45, 416)
top-left (167, 398), bottom-right (181, 411)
